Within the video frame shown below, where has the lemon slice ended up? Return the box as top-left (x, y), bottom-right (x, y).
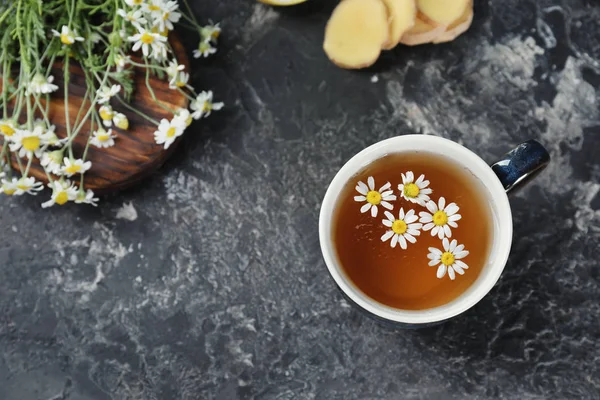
top-left (258, 0), bottom-right (308, 5)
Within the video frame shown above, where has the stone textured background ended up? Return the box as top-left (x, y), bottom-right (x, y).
top-left (1, 0), bottom-right (600, 399)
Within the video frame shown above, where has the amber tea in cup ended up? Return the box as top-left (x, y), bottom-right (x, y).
top-left (333, 152), bottom-right (493, 310)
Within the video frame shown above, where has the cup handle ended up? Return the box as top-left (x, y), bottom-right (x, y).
top-left (491, 140), bottom-right (551, 193)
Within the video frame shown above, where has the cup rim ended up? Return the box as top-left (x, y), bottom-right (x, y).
top-left (318, 135), bottom-right (513, 324)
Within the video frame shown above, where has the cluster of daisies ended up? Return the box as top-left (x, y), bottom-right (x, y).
top-left (0, 0), bottom-right (222, 208)
top-left (354, 172), bottom-right (468, 281)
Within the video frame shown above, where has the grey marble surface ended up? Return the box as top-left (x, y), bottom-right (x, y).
top-left (2, 0), bottom-right (600, 399)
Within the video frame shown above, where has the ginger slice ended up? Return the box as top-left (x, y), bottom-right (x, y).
top-left (416, 0), bottom-right (470, 25)
top-left (323, 0), bottom-right (390, 69)
top-left (399, 12), bottom-right (447, 46)
top-left (433, 2), bottom-right (473, 44)
top-left (381, 0), bottom-right (417, 50)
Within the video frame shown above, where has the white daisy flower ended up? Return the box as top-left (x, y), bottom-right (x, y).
top-left (99, 105), bottom-right (114, 127)
top-left (42, 180), bottom-right (78, 208)
top-left (96, 84), bottom-right (121, 104)
top-left (41, 151), bottom-right (64, 175)
top-left (189, 91), bottom-right (224, 119)
top-left (142, 0), bottom-right (166, 18)
top-left (174, 108), bottom-right (192, 127)
top-left (154, 117), bottom-right (185, 149)
top-left (200, 23), bottom-right (221, 43)
top-left (428, 238), bottom-right (470, 280)
top-left (398, 171), bottom-right (432, 206)
top-left (51, 25), bottom-right (84, 45)
top-left (154, 1), bottom-right (181, 31)
top-left (62, 158), bottom-right (92, 177)
top-left (15, 176), bottom-right (44, 195)
top-left (117, 8), bottom-right (147, 25)
top-left (0, 177), bottom-right (19, 196)
top-left (75, 189), bottom-right (99, 206)
top-left (169, 71), bottom-right (189, 89)
top-left (125, 0), bottom-right (144, 6)
top-left (419, 197), bottom-right (462, 239)
top-left (128, 26), bottom-right (167, 58)
top-left (380, 208), bottom-right (423, 249)
top-left (114, 54), bottom-right (130, 72)
top-left (113, 113), bottom-right (129, 130)
top-left (90, 128), bottom-right (117, 148)
top-left (9, 128), bottom-right (51, 159)
top-left (166, 60), bottom-right (185, 78)
top-left (28, 73), bottom-right (59, 94)
top-left (0, 120), bottom-right (17, 138)
top-left (33, 121), bottom-right (62, 146)
top-left (193, 40), bottom-right (217, 59)
top-left (354, 176), bottom-right (396, 218)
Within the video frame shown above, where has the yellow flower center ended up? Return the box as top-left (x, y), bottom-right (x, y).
top-left (211, 30), bottom-right (220, 40)
top-left (133, 0), bottom-right (142, 4)
top-left (3, 187), bottom-right (15, 195)
top-left (148, 5), bottom-right (161, 11)
top-left (392, 220), bottom-right (407, 235)
top-left (17, 183), bottom-right (30, 190)
top-left (202, 102), bottom-right (212, 112)
top-left (163, 12), bottom-right (169, 20)
top-left (65, 164), bottom-right (81, 174)
top-left (160, 28), bottom-right (169, 37)
top-left (185, 116), bottom-right (192, 126)
top-left (140, 32), bottom-right (154, 44)
top-left (97, 134), bottom-right (110, 142)
top-left (55, 191), bottom-right (69, 205)
top-left (22, 136), bottom-right (41, 151)
top-left (60, 33), bottom-right (73, 45)
top-left (166, 127), bottom-right (177, 138)
top-left (100, 109), bottom-right (113, 120)
top-left (175, 80), bottom-right (186, 88)
top-left (0, 124), bottom-right (15, 136)
top-left (115, 117), bottom-right (129, 130)
top-left (441, 252), bottom-right (455, 266)
top-left (366, 190), bottom-right (382, 205)
top-left (433, 210), bottom-right (448, 226)
top-left (403, 183), bottom-right (420, 198)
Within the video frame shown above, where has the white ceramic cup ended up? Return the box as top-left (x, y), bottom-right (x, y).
top-left (319, 135), bottom-right (549, 326)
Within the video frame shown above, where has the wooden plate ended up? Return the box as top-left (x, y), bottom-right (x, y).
top-left (3, 37), bottom-right (189, 194)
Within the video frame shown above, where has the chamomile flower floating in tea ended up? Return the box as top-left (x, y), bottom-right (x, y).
top-left (354, 176), bottom-right (396, 217)
top-left (381, 208), bottom-right (423, 249)
top-left (398, 171), bottom-right (432, 206)
top-left (428, 238), bottom-right (470, 280)
top-left (419, 197), bottom-right (461, 239)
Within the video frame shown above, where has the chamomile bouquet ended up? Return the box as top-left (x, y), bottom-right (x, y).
top-left (0, 0), bottom-right (222, 207)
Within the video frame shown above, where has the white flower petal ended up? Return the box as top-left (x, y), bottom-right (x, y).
top-left (381, 230), bottom-right (394, 242)
top-left (429, 259), bottom-right (441, 266)
top-left (405, 214), bottom-right (418, 224)
top-left (406, 171), bottom-right (414, 182)
top-left (407, 228), bottom-right (421, 236)
top-left (354, 195), bottom-right (366, 202)
top-left (381, 201), bottom-right (393, 210)
top-left (442, 237), bottom-right (450, 251)
top-left (423, 222), bottom-right (435, 231)
top-left (419, 212), bottom-right (433, 223)
top-left (448, 221), bottom-right (458, 228)
top-left (420, 188), bottom-right (432, 195)
top-left (398, 235), bottom-right (407, 249)
top-left (382, 194), bottom-right (397, 202)
top-left (429, 247), bottom-right (443, 256)
top-left (436, 264), bottom-right (447, 278)
top-left (445, 203), bottom-right (459, 216)
top-left (367, 176), bottom-right (375, 190)
top-left (360, 203), bottom-right (371, 213)
top-left (382, 220), bottom-right (393, 227)
top-left (448, 267), bottom-right (456, 280)
top-left (379, 182), bottom-right (391, 192)
top-left (404, 233), bottom-right (416, 244)
top-left (431, 226), bottom-right (440, 237)
top-left (415, 174), bottom-right (424, 185)
top-left (398, 207), bottom-right (405, 220)
top-left (448, 214), bottom-right (462, 222)
top-left (371, 205), bottom-right (378, 217)
top-left (426, 201), bottom-right (437, 214)
top-left (454, 250), bottom-right (470, 259)
top-left (453, 265), bottom-right (465, 275)
top-left (380, 190), bottom-right (394, 197)
top-left (438, 197), bottom-right (446, 210)
top-left (444, 225), bottom-right (452, 238)
top-left (384, 211), bottom-right (395, 221)
top-left (356, 181), bottom-right (368, 195)
top-left (455, 260), bottom-right (469, 270)
top-left (391, 234), bottom-right (398, 248)
top-left (454, 244), bottom-right (465, 253)
top-left (449, 239), bottom-right (458, 252)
